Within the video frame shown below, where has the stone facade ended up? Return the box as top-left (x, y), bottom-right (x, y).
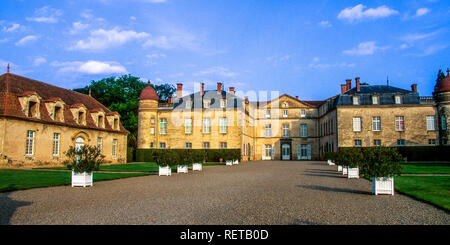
top-left (0, 72), bottom-right (128, 167)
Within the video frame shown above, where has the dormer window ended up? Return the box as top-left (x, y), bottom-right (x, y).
top-left (98, 115), bottom-right (105, 128)
top-left (301, 109), bottom-right (306, 118)
top-left (78, 111), bottom-right (86, 125)
top-left (186, 100), bottom-right (192, 109)
top-left (28, 101), bottom-right (38, 118)
top-left (266, 110), bottom-right (271, 118)
top-left (372, 96), bottom-right (379, 105)
top-left (204, 100), bottom-right (210, 109)
top-left (352, 96), bottom-right (360, 105)
top-left (395, 95), bottom-right (402, 104)
top-left (54, 105), bottom-right (63, 122)
top-left (114, 118), bottom-right (119, 130)
top-left (220, 99), bottom-right (226, 108)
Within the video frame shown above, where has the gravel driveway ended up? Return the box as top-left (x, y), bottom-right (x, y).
top-left (1, 161), bottom-right (449, 225)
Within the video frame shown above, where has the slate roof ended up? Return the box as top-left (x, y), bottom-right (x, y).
top-left (336, 84), bottom-right (420, 106)
top-left (0, 72), bottom-right (128, 134)
top-left (172, 90), bottom-right (244, 110)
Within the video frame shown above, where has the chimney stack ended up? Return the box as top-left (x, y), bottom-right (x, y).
top-left (295, 96), bottom-right (299, 100)
top-left (356, 77), bottom-right (360, 92)
top-left (217, 82), bottom-right (222, 94)
top-left (341, 84), bottom-right (348, 94)
top-left (7, 63), bottom-right (10, 73)
top-left (229, 87), bottom-right (235, 95)
top-left (411, 84), bottom-right (417, 92)
top-left (244, 96), bottom-right (249, 104)
top-left (201, 83), bottom-right (204, 95)
top-left (176, 83), bottom-right (183, 98)
top-left (346, 79), bottom-right (351, 91)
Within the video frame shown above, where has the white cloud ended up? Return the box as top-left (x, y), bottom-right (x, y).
top-left (33, 57), bottom-right (47, 66)
top-left (69, 22), bottom-right (89, 35)
top-left (70, 27), bottom-right (149, 51)
top-left (143, 29), bottom-right (199, 51)
top-left (26, 6), bottom-right (62, 24)
top-left (309, 57), bottom-right (355, 69)
top-left (194, 66), bottom-right (238, 78)
top-left (421, 45), bottom-right (447, 56)
top-left (318, 21), bottom-right (332, 28)
top-left (146, 53), bottom-right (167, 59)
top-left (15, 35), bottom-right (39, 46)
top-left (343, 41), bottom-right (387, 55)
top-left (51, 60), bottom-right (128, 75)
top-left (266, 55), bottom-right (291, 65)
top-left (401, 30), bottom-right (440, 43)
top-left (338, 4), bottom-right (399, 22)
top-left (414, 8), bottom-right (430, 17)
top-left (3, 23), bottom-right (21, 32)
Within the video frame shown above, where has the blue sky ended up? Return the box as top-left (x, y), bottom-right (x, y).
top-left (0, 0), bottom-right (449, 100)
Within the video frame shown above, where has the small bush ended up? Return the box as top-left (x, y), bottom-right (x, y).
top-left (63, 145), bottom-right (105, 173)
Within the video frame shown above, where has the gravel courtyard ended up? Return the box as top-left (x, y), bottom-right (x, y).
top-left (1, 161), bottom-right (449, 225)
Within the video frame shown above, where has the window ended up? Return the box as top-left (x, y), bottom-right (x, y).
top-left (150, 142), bottom-right (154, 149)
top-left (374, 139), bottom-right (381, 146)
top-left (97, 137), bottom-right (102, 153)
top-left (203, 117), bottom-right (211, 134)
top-left (429, 139), bottom-right (437, 145)
top-left (113, 118), bottom-right (119, 130)
top-left (353, 117), bottom-right (361, 132)
top-left (185, 118), bottom-right (192, 134)
top-left (283, 110), bottom-right (288, 118)
top-left (52, 133), bottom-right (60, 156)
top-left (265, 124), bottom-right (272, 137)
top-left (395, 116), bottom-right (405, 131)
top-left (427, 116), bottom-right (436, 131)
top-left (282, 124), bottom-right (290, 138)
top-left (78, 111), bottom-right (85, 124)
top-left (98, 115), bottom-right (104, 128)
top-left (395, 95), bottom-right (402, 104)
top-left (354, 140), bottom-right (362, 147)
top-left (266, 110), bottom-right (271, 118)
top-left (372, 96), bottom-right (379, 105)
top-left (441, 116), bottom-right (447, 131)
top-left (300, 109), bottom-right (306, 118)
top-left (219, 117), bottom-right (228, 134)
top-left (353, 96), bottom-right (359, 105)
top-left (150, 127), bottom-right (155, 135)
top-left (300, 124), bottom-right (307, 138)
top-left (160, 142), bottom-right (166, 149)
top-left (185, 142), bottom-right (192, 149)
top-left (25, 130), bottom-right (34, 155)
top-left (220, 99), bottom-right (226, 108)
top-left (159, 118), bottom-right (167, 134)
top-left (204, 100), bottom-right (210, 108)
top-left (54, 106), bottom-right (63, 121)
top-left (203, 142), bottom-right (210, 149)
top-left (28, 101), bottom-right (38, 118)
top-left (397, 139), bottom-right (405, 146)
top-left (372, 117), bottom-right (381, 131)
top-left (443, 139), bottom-right (448, 145)
top-left (186, 100), bottom-right (192, 109)
top-left (150, 117), bottom-right (155, 124)
top-left (112, 139), bottom-right (117, 158)
top-left (220, 142), bottom-right (227, 149)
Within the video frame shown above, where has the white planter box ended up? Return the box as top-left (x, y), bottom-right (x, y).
top-left (337, 165), bottom-right (343, 172)
top-left (192, 163), bottom-right (202, 171)
top-left (71, 171), bottom-right (93, 187)
top-left (226, 160), bottom-right (233, 166)
top-left (342, 166), bottom-right (348, 175)
top-left (372, 177), bottom-right (395, 195)
top-left (159, 166), bottom-right (172, 176)
top-left (327, 160), bottom-right (335, 166)
top-left (347, 167), bottom-right (359, 179)
top-left (233, 160), bottom-right (239, 165)
top-left (177, 165), bottom-right (188, 174)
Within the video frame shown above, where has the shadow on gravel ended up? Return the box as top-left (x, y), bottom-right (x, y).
top-left (296, 185), bottom-right (371, 195)
top-left (0, 185), bottom-right (33, 225)
top-left (303, 174), bottom-right (342, 179)
top-left (305, 169), bottom-right (338, 174)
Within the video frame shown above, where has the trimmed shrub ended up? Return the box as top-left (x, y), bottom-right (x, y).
top-left (135, 149), bottom-right (240, 164)
top-left (63, 145), bottom-right (104, 173)
top-left (360, 147), bottom-right (404, 178)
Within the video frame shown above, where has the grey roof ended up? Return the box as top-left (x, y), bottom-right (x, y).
top-left (344, 85), bottom-right (411, 94)
top-left (336, 85), bottom-right (420, 106)
top-left (172, 90), bottom-right (244, 110)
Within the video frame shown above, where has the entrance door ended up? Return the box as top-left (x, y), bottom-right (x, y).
top-left (282, 144), bottom-right (290, 160)
top-left (297, 144), bottom-right (311, 160)
top-left (262, 145), bottom-right (272, 160)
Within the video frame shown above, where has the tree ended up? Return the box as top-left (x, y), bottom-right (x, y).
top-left (73, 75), bottom-right (175, 147)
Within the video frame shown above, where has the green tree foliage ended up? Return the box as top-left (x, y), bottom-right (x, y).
top-left (73, 75), bottom-right (175, 147)
top-left (63, 145), bottom-right (105, 173)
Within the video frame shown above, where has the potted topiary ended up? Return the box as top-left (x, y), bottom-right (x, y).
top-left (155, 150), bottom-right (171, 176)
top-left (64, 145), bottom-right (104, 187)
top-left (224, 150), bottom-right (233, 166)
top-left (361, 147), bottom-right (404, 195)
top-left (324, 152), bottom-right (336, 165)
top-left (176, 150), bottom-right (189, 174)
top-left (233, 150), bottom-right (240, 165)
top-left (345, 148), bottom-right (363, 179)
top-left (192, 150), bottom-right (205, 171)
top-left (334, 150), bottom-right (344, 173)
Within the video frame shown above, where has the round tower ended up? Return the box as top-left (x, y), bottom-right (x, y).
top-left (137, 81), bottom-right (159, 149)
top-left (434, 68), bottom-right (450, 145)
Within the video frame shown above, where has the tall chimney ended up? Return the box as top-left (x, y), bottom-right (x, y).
top-left (341, 84), bottom-right (348, 94)
top-left (201, 83), bottom-right (204, 95)
top-left (346, 79), bottom-right (351, 91)
top-left (217, 82), bottom-right (222, 94)
top-left (244, 96), bottom-right (249, 104)
top-left (411, 84), bottom-right (417, 92)
top-left (229, 87), bottom-right (235, 95)
top-left (295, 96), bottom-right (299, 100)
top-left (356, 77), bottom-right (360, 92)
top-left (177, 83), bottom-right (183, 98)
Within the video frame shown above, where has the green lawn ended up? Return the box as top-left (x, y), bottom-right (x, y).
top-left (395, 176), bottom-right (450, 211)
top-left (401, 162), bottom-right (450, 174)
top-left (0, 169), bottom-right (149, 193)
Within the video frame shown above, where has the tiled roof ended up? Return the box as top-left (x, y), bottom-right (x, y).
top-left (139, 83), bottom-right (159, 100)
top-left (0, 73), bottom-right (128, 134)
